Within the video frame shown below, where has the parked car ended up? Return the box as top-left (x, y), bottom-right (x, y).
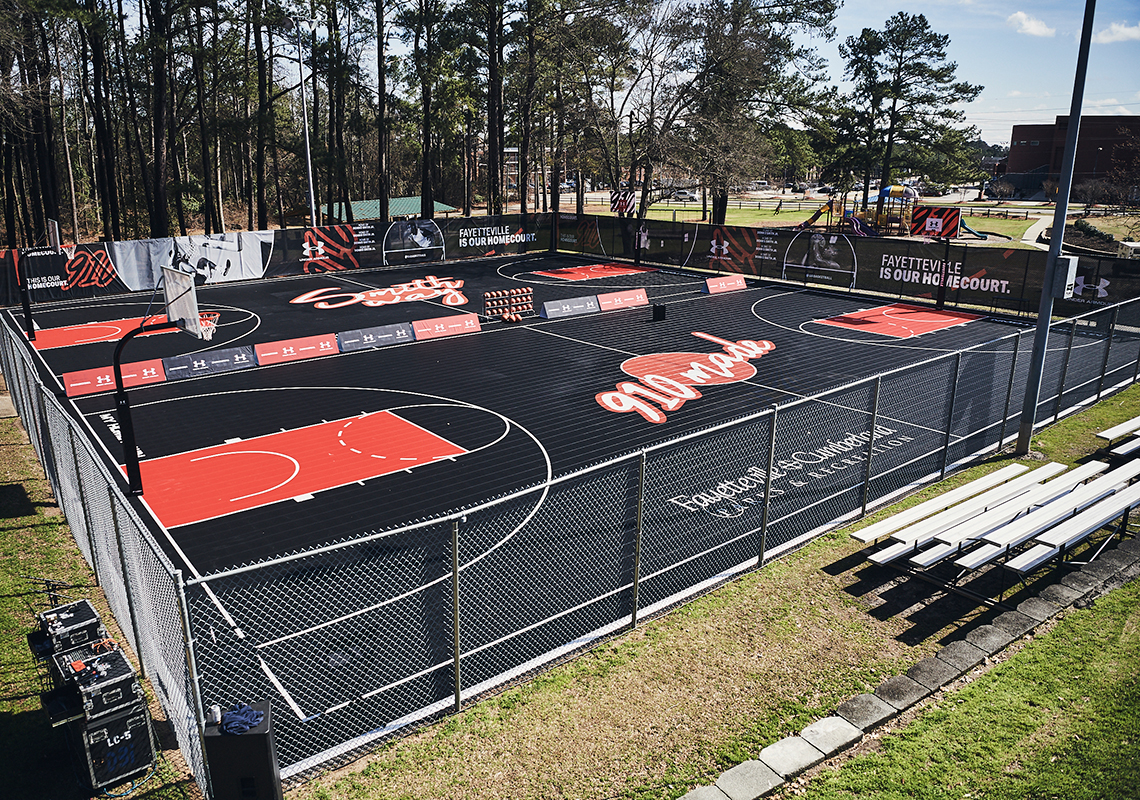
top-left (673, 189), bottom-right (700, 202)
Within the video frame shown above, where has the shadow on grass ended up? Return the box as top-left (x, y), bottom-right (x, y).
top-left (0, 706), bottom-right (96, 798)
top-left (828, 541), bottom-right (1096, 648)
top-left (0, 482), bottom-right (38, 518)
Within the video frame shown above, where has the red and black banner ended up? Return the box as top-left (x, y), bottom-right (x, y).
top-left (909, 206), bottom-right (961, 238)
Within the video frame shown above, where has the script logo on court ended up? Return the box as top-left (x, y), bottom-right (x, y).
top-left (289, 275), bottom-right (468, 309)
top-left (595, 332), bottom-right (775, 423)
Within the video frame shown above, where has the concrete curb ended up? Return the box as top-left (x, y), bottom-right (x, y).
top-left (679, 539), bottom-right (1138, 799)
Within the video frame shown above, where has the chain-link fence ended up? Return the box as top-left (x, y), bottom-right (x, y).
top-left (3, 293), bottom-right (1139, 795)
top-left (0, 322), bottom-right (209, 798)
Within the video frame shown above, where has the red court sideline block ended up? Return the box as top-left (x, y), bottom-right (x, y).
top-left (596, 288), bottom-right (649, 311)
top-left (254, 334), bottom-right (339, 365)
top-left (412, 313), bottom-right (481, 340)
top-left (63, 359), bottom-right (167, 397)
top-left (705, 275), bottom-right (747, 294)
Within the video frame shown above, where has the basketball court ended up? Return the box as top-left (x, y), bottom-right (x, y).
top-left (14, 248), bottom-right (1071, 768)
top-left (14, 250), bottom-right (1027, 578)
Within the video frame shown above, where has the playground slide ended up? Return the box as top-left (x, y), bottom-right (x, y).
top-left (959, 220), bottom-right (989, 240)
top-left (845, 216), bottom-right (879, 237)
top-left (796, 202), bottom-right (829, 229)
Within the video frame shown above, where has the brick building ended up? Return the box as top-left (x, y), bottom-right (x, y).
top-left (1005, 115), bottom-right (1140, 183)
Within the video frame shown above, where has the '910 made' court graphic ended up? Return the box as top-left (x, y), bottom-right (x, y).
top-left (596, 332), bottom-right (776, 424)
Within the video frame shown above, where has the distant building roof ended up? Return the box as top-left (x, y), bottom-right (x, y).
top-left (324, 197), bottom-right (460, 221)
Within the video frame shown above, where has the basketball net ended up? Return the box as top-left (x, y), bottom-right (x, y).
top-left (199, 312), bottom-right (219, 341)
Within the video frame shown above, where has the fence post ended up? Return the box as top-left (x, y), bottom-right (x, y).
top-left (1052, 319), bottom-right (1077, 422)
top-left (758, 407), bottom-right (778, 566)
top-left (999, 332), bottom-right (1023, 449)
top-left (631, 451), bottom-right (646, 629)
top-left (452, 518), bottom-right (462, 713)
top-left (68, 426), bottom-right (99, 587)
top-left (1096, 307), bottom-right (1119, 400)
top-left (109, 487), bottom-right (147, 679)
top-left (941, 353), bottom-right (962, 479)
top-left (175, 569), bottom-right (212, 800)
top-left (861, 377), bottom-right (882, 516)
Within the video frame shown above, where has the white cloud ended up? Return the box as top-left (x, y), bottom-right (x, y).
top-left (1007, 12), bottom-right (1056, 37)
top-left (1093, 22), bottom-right (1140, 43)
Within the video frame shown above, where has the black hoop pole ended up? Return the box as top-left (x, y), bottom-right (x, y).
top-left (113, 321), bottom-right (178, 495)
top-left (15, 253), bottom-right (36, 342)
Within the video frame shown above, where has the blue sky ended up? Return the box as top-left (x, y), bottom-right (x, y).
top-left (805, 0), bottom-right (1140, 145)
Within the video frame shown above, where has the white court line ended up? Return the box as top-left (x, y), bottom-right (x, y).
top-left (259, 656), bottom-right (307, 719)
top-left (189, 450), bottom-right (301, 502)
top-left (92, 385), bottom-right (550, 663)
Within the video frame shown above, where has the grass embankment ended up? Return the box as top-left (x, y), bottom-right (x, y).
top-left (1083, 214), bottom-right (1140, 242)
top-left (3, 382), bottom-right (1138, 800)
top-left (294, 386), bottom-right (1140, 799)
top-left (0, 412), bottom-right (195, 799)
top-left (784, 579), bottom-right (1140, 799)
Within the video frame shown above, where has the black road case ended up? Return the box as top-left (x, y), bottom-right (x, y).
top-left (53, 644), bottom-right (143, 721)
top-left (76, 703), bottom-right (155, 789)
top-left (37, 599), bottom-right (108, 652)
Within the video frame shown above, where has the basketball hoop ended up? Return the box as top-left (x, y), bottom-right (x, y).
top-left (199, 312), bottom-right (220, 341)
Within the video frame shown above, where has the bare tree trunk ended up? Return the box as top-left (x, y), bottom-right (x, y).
top-left (82, 0), bottom-right (120, 240)
top-left (518, 3), bottom-right (537, 215)
top-left (485, 0), bottom-right (502, 215)
top-left (2, 136), bottom-right (17, 248)
top-left (463, 110), bottom-right (473, 215)
top-left (116, 0), bottom-right (151, 235)
top-left (53, 26), bottom-right (80, 244)
top-left (552, 79), bottom-right (563, 215)
top-left (376, 0), bottom-right (389, 221)
top-left (252, 0), bottom-right (268, 230)
top-left (171, 121), bottom-right (186, 235)
top-left (145, 0), bottom-right (171, 237)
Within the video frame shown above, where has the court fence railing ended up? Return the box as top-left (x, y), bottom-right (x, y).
top-left (3, 293), bottom-right (1140, 796)
top-left (0, 320), bottom-right (210, 795)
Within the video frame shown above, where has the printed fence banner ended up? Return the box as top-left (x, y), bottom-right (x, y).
top-left (559, 213), bottom-right (1140, 312)
top-left (909, 206), bottom-right (961, 238)
top-left (3, 212), bottom-right (1137, 314)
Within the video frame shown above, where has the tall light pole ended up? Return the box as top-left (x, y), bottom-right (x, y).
top-left (289, 17), bottom-right (318, 228)
top-left (1015, 0), bottom-right (1097, 455)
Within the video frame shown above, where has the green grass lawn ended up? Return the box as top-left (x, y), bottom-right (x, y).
top-left (1081, 214), bottom-right (1140, 242)
top-left (785, 580), bottom-right (1140, 800)
top-left (0, 415), bottom-right (195, 799)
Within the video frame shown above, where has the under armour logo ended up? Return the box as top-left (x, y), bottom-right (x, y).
top-left (1074, 275), bottom-right (1110, 298)
top-left (710, 239), bottom-right (729, 256)
top-left (303, 240), bottom-right (327, 259)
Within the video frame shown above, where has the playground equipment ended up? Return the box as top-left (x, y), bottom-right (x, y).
top-left (796, 198), bottom-right (837, 229)
top-left (959, 219), bottom-right (989, 240)
top-left (859, 184), bottom-right (917, 235)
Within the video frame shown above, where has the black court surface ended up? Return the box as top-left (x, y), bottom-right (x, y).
top-left (16, 251), bottom-right (1028, 578)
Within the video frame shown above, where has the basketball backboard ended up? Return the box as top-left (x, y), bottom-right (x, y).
top-left (162, 266), bottom-right (212, 339)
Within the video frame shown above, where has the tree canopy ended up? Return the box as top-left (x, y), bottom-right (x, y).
top-left (0, 1), bottom-right (991, 247)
